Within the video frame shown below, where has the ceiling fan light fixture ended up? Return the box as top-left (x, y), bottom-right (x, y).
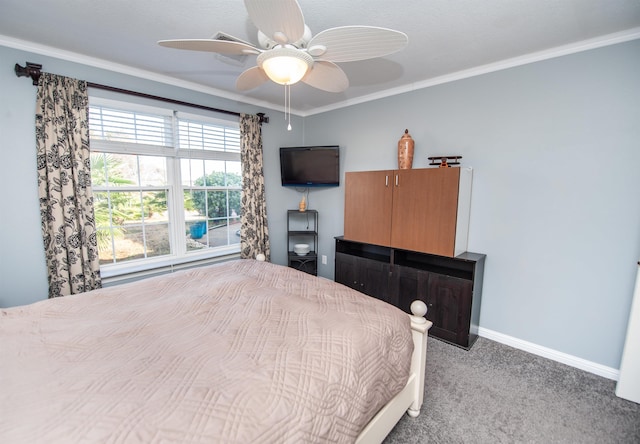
top-left (257, 47), bottom-right (313, 85)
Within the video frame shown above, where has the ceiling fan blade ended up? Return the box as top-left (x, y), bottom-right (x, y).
top-left (158, 39), bottom-right (260, 55)
top-left (308, 26), bottom-right (408, 63)
top-left (244, 0), bottom-right (305, 44)
top-left (236, 66), bottom-right (270, 91)
top-left (302, 61), bottom-right (349, 93)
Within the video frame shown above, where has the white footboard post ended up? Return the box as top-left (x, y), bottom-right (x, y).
top-left (355, 300), bottom-right (433, 444)
top-left (408, 300), bottom-right (432, 417)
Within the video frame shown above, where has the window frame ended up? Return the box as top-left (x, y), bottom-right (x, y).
top-left (88, 97), bottom-right (242, 279)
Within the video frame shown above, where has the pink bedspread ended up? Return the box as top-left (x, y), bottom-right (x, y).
top-left (0, 260), bottom-right (413, 443)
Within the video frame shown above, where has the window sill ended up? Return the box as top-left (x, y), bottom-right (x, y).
top-left (100, 247), bottom-right (241, 286)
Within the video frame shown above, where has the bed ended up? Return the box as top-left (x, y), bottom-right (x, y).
top-left (0, 259), bottom-right (432, 443)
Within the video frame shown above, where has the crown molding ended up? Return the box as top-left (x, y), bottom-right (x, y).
top-left (3, 27), bottom-right (639, 119)
top-left (1, 35), bottom-right (286, 114)
top-left (302, 27), bottom-right (640, 117)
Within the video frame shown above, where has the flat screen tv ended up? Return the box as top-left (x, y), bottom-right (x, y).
top-left (280, 145), bottom-right (340, 187)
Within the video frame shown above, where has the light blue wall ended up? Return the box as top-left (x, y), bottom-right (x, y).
top-left (1, 40), bottom-right (639, 370)
top-left (0, 47), bottom-right (48, 307)
top-left (303, 40), bottom-right (640, 369)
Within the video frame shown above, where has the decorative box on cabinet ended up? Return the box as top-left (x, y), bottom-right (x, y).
top-left (287, 210), bottom-right (318, 275)
top-left (335, 237), bottom-right (485, 349)
top-left (344, 167), bottom-right (472, 257)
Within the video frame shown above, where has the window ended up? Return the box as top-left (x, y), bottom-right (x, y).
top-left (89, 99), bottom-right (242, 276)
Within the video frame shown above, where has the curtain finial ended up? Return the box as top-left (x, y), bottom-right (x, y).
top-left (256, 112), bottom-right (269, 124)
top-left (15, 62), bottom-right (43, 85)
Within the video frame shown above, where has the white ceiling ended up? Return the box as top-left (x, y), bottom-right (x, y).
top-left (2, 0), bottom-right (640, 115)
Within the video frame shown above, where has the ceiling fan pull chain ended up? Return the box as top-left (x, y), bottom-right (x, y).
top-left (286, 84), bottom-right (292, 131)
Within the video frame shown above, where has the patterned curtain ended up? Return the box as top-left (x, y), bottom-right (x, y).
top-left (36, 73), bottom-right (102, 298)
top-left (239, 113), bottom-right (270, 260)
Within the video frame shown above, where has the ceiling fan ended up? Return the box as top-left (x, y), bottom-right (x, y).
top-left (157, 0), bottom-right (409, 94)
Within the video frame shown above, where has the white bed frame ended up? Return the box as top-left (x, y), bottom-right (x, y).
top-left (356, 301), bottom-right (433, 444)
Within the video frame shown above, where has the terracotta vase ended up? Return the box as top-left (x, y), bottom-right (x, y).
top-left (397, 129), bottom-right (414, 169)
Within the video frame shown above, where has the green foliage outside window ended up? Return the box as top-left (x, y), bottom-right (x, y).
top-left (91, 154), bottom-right (168, 224)
top-left (191, 171), bottom-right (242, 220)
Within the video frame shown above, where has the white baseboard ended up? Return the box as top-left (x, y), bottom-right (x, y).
top-left (478, 327), bottom-right (620, 381)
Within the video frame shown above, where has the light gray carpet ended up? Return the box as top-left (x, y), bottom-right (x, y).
top-left (384, 337), bottom-right (640, 443)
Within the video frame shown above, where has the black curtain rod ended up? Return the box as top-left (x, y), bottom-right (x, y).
top-left (14, 62), bottom-right (269, 124)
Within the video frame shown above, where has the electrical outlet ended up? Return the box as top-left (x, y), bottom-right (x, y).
top-left (322, 255), bottom-right (327, 265)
